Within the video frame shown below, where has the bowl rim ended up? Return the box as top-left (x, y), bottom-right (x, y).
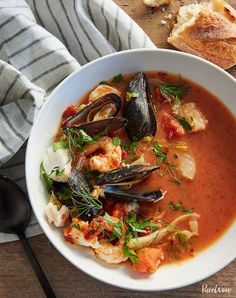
top-left (26, 48), bottom-right (236, 291)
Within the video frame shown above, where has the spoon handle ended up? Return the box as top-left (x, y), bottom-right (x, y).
top-left (18, 232), bottom-right (56, 298)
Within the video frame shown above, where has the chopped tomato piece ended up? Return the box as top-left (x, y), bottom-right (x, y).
top-left (155, 87), bottom-right (165, 103)
top-left (62, 105), bottom-right (77, 120)
top-left (162, 112), bottom-right (185, 139)
top-left (132, 247), bottom-right (164, 273)
top-left (121, 148), bottom-right (127, 160)
top-left (84, 229), bottom-right (100, 240)
top-left (64, 227), bottom-right (73, 244)
top-left (112, 202), bottom-right (126, 218)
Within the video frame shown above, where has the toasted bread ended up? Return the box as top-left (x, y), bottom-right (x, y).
top-left (168, 1), bottom-right (236, 69)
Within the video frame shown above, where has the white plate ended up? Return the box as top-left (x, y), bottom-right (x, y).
top-left (26, 49), bottom-right (236, 291)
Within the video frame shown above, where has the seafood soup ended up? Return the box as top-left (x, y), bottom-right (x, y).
top-left (40, 71), bottom-right (236, 273)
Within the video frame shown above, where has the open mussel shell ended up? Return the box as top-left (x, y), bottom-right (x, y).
top-left (104, 186), bottom-right (164, 202)
top-left (70, 116), bottom-right (128, 136)
top-left (62, 93), bottom-right (122, 128)
top-left (124, 72), bottom-right (157, 141)
top-left (96, 164), bottom-right (159, 186)
top-left (68, 170), bottom-right (92, 193)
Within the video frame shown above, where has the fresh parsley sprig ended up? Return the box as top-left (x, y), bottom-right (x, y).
top-left (63, 128), bottom-right (97, 154)
top-left (123, 141), bottom-right (138, 152)
top-left (40, 162), bottom-right (53, 193)
top-left (153, 141), bottom-right (167, 162)
top-left (123, 244), bottom-right (138, 264)
top-left (125, 213), bottom-right (157, 234)
top-left (103, 212), bottom-right (123, 241)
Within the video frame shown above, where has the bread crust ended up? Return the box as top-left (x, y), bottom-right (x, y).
top-left (168, 3), bottom-right (236, 69)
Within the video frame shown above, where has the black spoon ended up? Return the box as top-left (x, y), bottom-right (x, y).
top-left (0, 175), bottom-right (56, 298)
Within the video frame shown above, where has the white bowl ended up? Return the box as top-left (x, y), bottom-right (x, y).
top-left (26, 49), bottom-right (236, 291)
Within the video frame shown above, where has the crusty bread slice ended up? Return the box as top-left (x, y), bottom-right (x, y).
top-left (168, 1), bottom-right (236, 69)
top-left (143, 0), bottom-right (171, 8)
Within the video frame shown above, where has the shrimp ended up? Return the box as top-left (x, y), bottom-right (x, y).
top-left (95, 240), bottom-right (128, 264)
top-left (85, 137), bottom-right (122, 173)
top-left (88, 85), bottom-right (120, 103)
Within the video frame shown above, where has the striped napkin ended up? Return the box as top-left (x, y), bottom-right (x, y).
top-left (0, 0), bottom-right (156, 243)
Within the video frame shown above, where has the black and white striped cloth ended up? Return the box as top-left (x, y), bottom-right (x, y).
top-left (0, 0), bottom-right (156, 243)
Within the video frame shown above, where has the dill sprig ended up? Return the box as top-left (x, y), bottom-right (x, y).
top-left (153, 142), bottom-right (182, 186)
top-left (71, 186), bottom-right (103, 217)
top-left (164, 161), bottom-right (182, 187)
top-left (159, 84), bottom-right (184, 109)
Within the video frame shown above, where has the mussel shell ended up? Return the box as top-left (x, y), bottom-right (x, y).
top-left (104, 186), bottom-right (164, 202)
top-left (96, 164), bottom-right (159, 186)
top-left (68, 170), bottom-right (92, 193)
top-left (79, 203), bottom-right (102, 222)
top-left (62, 93), bottom-right (122, 128)
top-left (124, 72), bottom-right (157, 141)
top-left (70, 117), bottom-right (128, 136)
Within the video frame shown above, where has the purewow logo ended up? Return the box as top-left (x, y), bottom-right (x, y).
top-left (201, 284), bottom-right (232, 294)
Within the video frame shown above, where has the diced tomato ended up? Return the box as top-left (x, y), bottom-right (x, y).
top-left (162, 112), bottom-right (185, 139)
top-left (121, 148), bottom-right (127, 160)
top-left (132, 247), bottom-right (164, 273)
top-left (64, 227), bottom-right (73, 244)
top-left (62, 105), bottom-right (77, 120)
top-left (155, 87), bottom-right (165, 103)
top-left (109, 156), bottom-right (120, 168)
top-left (84, 229), bottom-right (100, 240)
top-left (112, 202), bottom-right (126, 218)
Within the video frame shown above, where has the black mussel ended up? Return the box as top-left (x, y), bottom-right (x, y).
top-left (79, 203), bottom-right (102, 222)
top-left (96, 164), bottom-right (159, 186)
top-left (68, 170), bottom-right (92, 193)
top-left (68, 170), bottom-right (103, 222)
top-left (62, 93), bottom-right (121, 128)
top-left (124, 72), bottom-right (157, 141)
top-left (104, 186), bottom-right (164, 202)
top-left (70, 117), bottom-right (128, 136)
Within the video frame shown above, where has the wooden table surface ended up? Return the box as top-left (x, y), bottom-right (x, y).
top-left (1, 1), bottom-right (236, 297)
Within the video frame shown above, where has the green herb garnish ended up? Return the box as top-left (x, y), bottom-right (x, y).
top-left (125, 213), bottom-right (157, 234)
top-left (59, 187), bottom-right (72, 201)
top-left (126, 92), bottom-right (139, 102)
top-left (159, 84), bottom-right (184, 108)
top-left (112, 137), bottom-right (121, 146)
top-left (40, 162), bottom-right (53, 193)
top-left (178, 117), bottom-right (192, 131)
top-left (50, 166), bottom-right (65, 177)
top-left (71, 223), bottom-right (80, 229)
top-left (99, 81), bottom-right (109, 85)
top-left (71, 187), bottom-right (103, 218)
top-left (112, 73), bottom-right (123, 83)
top-left (169, 201), bottom-right (193, 214)
top-left (124, 141), bottom-right (138, 152)
top-left (153, 141), bottom-right (167, 162)
top-left (165, 162), bottom-right (182, 186)
top-left (104, 212), bottom-right (123, 241)
top-left (63, 128), bottom-right (97, 154)
top-left (123, 244), bottom-right (138, 264)
top-left (52, 139), bottom-right (69, 151)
